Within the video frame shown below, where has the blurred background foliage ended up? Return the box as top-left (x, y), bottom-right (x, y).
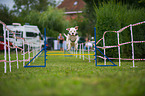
top-left (25, 6), bottom-right (69, 37)
top-left (94, 1), bottom-right (145, 58)
top-left (0, 0), bottom-right (145, 58)
top-left (0, 0), bottom-right (68, 37)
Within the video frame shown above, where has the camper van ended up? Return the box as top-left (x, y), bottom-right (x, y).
top-left (6, 23), bottom-right (44, 49)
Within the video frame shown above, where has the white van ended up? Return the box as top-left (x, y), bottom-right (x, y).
top-left (6, 23), bottom-right (44, 48)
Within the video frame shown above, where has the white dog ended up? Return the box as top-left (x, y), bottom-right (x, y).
top-left (64, 26), bottom-right (79, 51)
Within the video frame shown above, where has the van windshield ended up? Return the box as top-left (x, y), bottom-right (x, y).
top-left (39, 33), bottom-right (43, 40)
top-left (26, 32), bottom-right (37, 37)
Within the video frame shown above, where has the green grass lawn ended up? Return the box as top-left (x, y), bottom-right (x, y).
top-left (0, 51), bottom-right (145, 96)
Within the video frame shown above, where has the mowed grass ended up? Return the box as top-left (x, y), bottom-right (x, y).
top-left (0, 51), bottom-right (145, 96)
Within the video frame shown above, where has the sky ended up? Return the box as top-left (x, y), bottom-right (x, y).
top-left (0, 0), bottom-right (15, 10)
top-left (0, 0), bottom-right (63, 10)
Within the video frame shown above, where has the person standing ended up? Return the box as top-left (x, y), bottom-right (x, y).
top-left (84, 38), bottom-right (93, 51)
top-left (57, 33), bottom-right (64, 51)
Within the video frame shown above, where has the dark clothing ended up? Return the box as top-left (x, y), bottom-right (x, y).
top-left (58, 35), bottom-right (64, 48)
top-left (59, 39), bottom-right (63, 44)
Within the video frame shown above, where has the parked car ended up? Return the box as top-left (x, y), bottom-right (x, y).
top-left (0, 36), bottom-right (13, 51)
top-left (46, 37), bottom-right (57, 50)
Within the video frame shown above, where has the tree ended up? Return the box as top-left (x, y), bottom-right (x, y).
top-left (12, 0), bottom-right (56, 16)
top-left (0, 4), bottom-right (13, 24)
top-left (38, 6), bottom-right (69, 37)
top-left (25, 6), bottom-right (69, 37)
top-left (0, 4), bottom-right (15, 35)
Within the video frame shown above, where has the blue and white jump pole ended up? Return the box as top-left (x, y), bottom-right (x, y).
top-left (94, 27), bottom-right (117, 66)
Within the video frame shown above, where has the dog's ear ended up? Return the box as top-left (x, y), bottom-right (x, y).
top-left (75, 26), bottom-right (78, 30)
top-left (66, 28), bottom-right (70, 31)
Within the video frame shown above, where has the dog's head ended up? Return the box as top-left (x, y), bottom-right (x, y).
top-left (66, 26), bottom-right (78, 36)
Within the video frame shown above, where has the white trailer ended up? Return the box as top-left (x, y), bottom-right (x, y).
top-left (6, 23), bottom-right (44, 49)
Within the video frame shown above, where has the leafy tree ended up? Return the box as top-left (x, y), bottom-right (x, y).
top-left (13, 0), bottom-right (56, 16)
top-left (0, 4), bottom-right (15, 35)
top-left (39, 6), bottom-right (69, 37)
top-left (0, 4), bottom-right (17, 24)
top-left (25, 6), bottom-right (69, 37)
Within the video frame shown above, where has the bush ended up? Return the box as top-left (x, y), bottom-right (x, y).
top-left (95, 1), bottom-right (145, 58)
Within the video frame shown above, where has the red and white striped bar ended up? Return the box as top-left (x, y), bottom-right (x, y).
top-left (96, 41), bottom-right (145, 49)
top-left (97, 55), bottom-right (145, 61)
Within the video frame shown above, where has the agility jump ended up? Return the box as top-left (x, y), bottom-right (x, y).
top-left (0, 21), bottom-right (42, 73)
top-left (95, 21), bottom-right (145, 67)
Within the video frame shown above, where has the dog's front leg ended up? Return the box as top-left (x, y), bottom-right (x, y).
top-left (67, 41), bottom-right (71, 51)
top-left (67, 36), bottom-right (71, 51)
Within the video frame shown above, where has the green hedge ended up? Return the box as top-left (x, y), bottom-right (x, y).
top-left (95, 2), bottom-right (145, 58)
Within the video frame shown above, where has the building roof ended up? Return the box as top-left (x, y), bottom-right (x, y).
top-left (57, 0), bottom-right (86, 12)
